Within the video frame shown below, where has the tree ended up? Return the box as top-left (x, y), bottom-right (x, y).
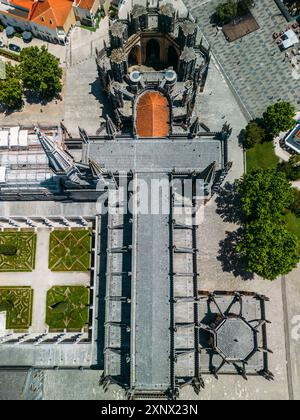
top-left (238, 220), bottom-right (299, 280)
top-left (237, 169), bottom-right (294, 221)
top-left (278, 155), bottom-right (300, 182)
top-left (238, 0), bottom-right (254, 15)
top-left (289, 188), bottom-right (300, 217)
top-left (243, 121), bottom-right (266, 149)
top-left (19, 46), bottom-right (62, 99)
top-left (0, 63), bottom-right (23, 109)
top-left (216, 0), bottom-right (238, 24)
top-left (263, 101), bottom-right (296, 137)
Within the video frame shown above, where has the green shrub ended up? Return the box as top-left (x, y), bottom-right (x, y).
top-left (243, 121), bottom-right (266, 149)
top-left (0, 244), bottom-right (18, 256)
top-left (279, 155), bottom-right (300, 182)
top-left (263, 101), bottom-right (296, 137)
top-left (50, 301), bottom-right (68, 313)
top-left (0, 299), bottom-right (14, 312)
top-left (216, 0), bottom-right (238, 24)
top-left (290, 189), bottom-right (300, 217)
top-left (0, 48), bottom-right (21, 62)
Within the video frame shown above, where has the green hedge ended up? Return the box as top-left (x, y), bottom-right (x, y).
top-left (0, 48), bottom-right (21, 62)
top-left (0, 244), bottom-right (18, 256)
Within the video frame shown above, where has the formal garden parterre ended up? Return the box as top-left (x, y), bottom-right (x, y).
top-left (49, 229), bottom-right (92, 272)
top-left (0, 287), bottom-right (33, 330)
top-left (0, 231), bottom-right (36, 272)
top-left (46, 286), bottom-right (90, 332)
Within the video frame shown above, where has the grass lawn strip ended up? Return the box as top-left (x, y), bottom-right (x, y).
top-left (46, 286), bottom-right (89, 331)
top-left (246, 141), bottom-right (279, 172)
top-left (49, 229), bottom-right (92, 272)
top-left (285, 211), bottom-right (300, 256)
top-left (0, 287), bottom-right (33, 330)
top-left (0, 231), bottom-right (36, 272)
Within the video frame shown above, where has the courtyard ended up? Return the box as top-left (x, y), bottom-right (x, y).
top-left (0, 226), bottom-right (93, 334)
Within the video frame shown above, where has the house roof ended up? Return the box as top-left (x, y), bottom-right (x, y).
top-left (29, 0), bottom-right (73, 29)
top-left (135, 91), bottom-right (170, 138)
top-left (74, 0), bottom-right (97, 10)
top-left (4, 0), bottom-right (74, 29)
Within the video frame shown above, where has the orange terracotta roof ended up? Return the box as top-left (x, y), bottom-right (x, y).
top-left (8, 0), bottom-right (34, 10)
top-left (74, 0), bottom-right (96, 10)
top-left (136, 91), bottom-right (170, 138)
top-left (7, 0), bottom-right (74, 29)
top-left (29, 0), bottom-right (73, 29)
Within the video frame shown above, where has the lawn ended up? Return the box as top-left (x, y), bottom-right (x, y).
top-left (0, 231), bottom-right (36, 272)
top-left (285, 211), bottom-right (300, 256)
top-left (0, 287), bottom-right (33, 330)
top-left (246, 141), bottom-right (279, 172)
top-left (49, 229), bottom-right (92, 272)
top-left (46, 286), bottom-right (89, 331)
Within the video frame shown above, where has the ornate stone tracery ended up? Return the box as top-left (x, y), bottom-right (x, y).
top-left (96, 1), bottom-right (211, 137)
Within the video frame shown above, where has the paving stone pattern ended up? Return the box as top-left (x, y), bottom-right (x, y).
top-left (185, 0), bottom-right (300, 118)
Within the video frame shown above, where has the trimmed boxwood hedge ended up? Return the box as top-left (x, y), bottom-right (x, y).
top-left (0, 48), bottom-right (21, 62)
top-left (0, 244), bottom-right (18, 256)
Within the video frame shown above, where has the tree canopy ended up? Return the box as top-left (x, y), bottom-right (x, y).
top-left (216, 0), bottom-right (238, 24)
top-left (238, 219), bottom-right (298, 280)
top-left (0, 63), bottom-right (23, 109)
top-left (279, 155), bottom-right (300, 182)
top-left (19, 46), bottom-right (62, 99)
top-left (237, 169), bottom-right (294, 220)
top-left (243, 121), bottom-right (266, 149)
top-left (263, 101), bottom-right (296, 137)
top-left (215, 0), bottom-right (254, 24)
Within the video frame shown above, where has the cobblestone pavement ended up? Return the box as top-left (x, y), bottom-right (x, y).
top-left (185, 0), bottom-right (300, 118)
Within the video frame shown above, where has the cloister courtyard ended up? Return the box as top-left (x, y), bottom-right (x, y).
top-left (0, 226), bottom-right (94, 335)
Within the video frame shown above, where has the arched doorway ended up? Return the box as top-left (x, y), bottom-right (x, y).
top-left (145, 39), bottom-right (160, 69)
top-left (128, 45), bottom-right (140, 67)
top-left (135, 91), bottom-right (170, 138)
top-left (167, 46), bottom-right (178, 70)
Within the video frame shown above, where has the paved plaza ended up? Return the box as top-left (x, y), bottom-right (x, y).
top-left (63, 20), bottom-right (110, 136)
top-left (185, 0), bottom-right (300, 118)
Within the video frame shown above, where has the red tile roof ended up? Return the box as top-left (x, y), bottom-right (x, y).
top-left (7, 0), bottom-right (74, 29)
top-left (30, 0), bottom-right (73, 29)
top-left (74, 0), bottom-right (96, 10)
top-left (136, 91), bottom-right (170, 138)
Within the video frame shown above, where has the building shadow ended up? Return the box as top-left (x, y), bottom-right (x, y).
top-left (89, 78), bottom-right (112, 119)
top-left (95, 211), bottom-right (108, 369)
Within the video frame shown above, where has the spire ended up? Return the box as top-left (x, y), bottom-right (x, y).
top-left (106, 115), bottom-right (118, 139)
top-left (189, 117), bottom-right (200, 138)
top-left (35, 128), bottom-right (89, 186)
top-left (89, 159), bottom-right (103, 178)
top-left (78, 127), bottom-right (89, 144)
